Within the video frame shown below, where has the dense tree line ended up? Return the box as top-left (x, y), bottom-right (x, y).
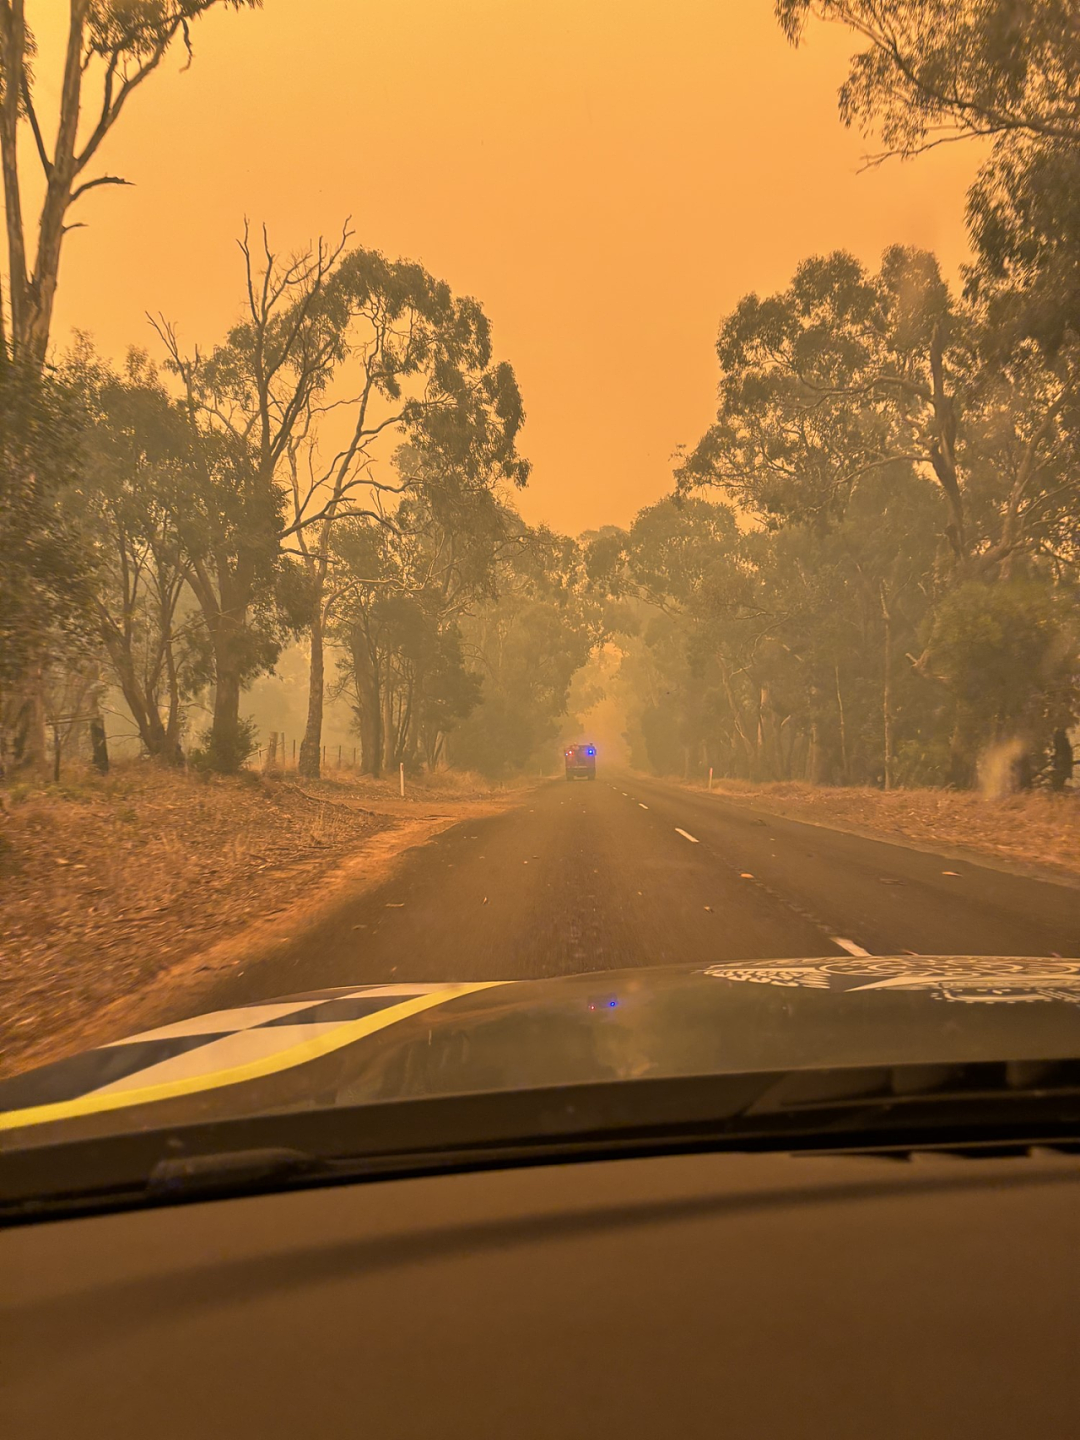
top-left (0, 1), bottom-right (262, 773)
top-left (591, 1), bottom-right (1079, 791)
top-left (2, 1), bottom-right (1077, 792)
top-left (0, 201), bottom-right (594, 783)
top-left (0, 3), bottom-right (590, 780)
top-left (0, 232), bottom-right (595, 779)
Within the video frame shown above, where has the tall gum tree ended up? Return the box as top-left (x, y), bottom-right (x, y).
top-left (70, 344), bottom-right (198, 763)
top-left (676, 249), bottom-right (1079, 783)
top-left (158, 228), bottom-right (528, 774)
top-left (283, 249), bottom-right (528, 780)
top-left (677, 247), bottom-right (1076, 578)
top-left (0, 0), bottom-right (259, 771)
top-left (774, 3), bottom-right (1080, 353)
top-left (158, 225), bottom-right (350, 772)
top-left (330, 470), bottom-right (518, 777)
top-left (0, 1), bottom-right (261, 365)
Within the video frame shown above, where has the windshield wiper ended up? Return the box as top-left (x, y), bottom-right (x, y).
top-left (146, 1147), bottom-right (327, 1201)
top-left (4, 1058), bottom-right (1080, 1224)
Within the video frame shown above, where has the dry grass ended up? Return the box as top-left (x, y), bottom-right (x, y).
top-left (0, 762), bottom-right (392, 1077)
top-left (684, 777), bottom-right (1080, 882)
top-left (0, 761), bottom-right (536, 1078)
top-left (279, 765), bottom-right (510, 809)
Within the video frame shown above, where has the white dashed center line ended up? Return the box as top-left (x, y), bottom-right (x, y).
top-left (832, 936), bottom-right (871, 957)
top-left (639, 803), bottom-right (648, 809)
top-left (675, 828), bottom-right (699, 844)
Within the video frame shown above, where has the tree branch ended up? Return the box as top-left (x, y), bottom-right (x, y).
top-left (70, 172), bottom-right (133, 203)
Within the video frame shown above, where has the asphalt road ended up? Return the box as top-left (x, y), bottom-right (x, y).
top-left (199, 772), bottom-right (1080, 1009)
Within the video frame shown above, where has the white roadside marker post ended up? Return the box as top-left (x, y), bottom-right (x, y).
top-left (399, 762), bottom-right (405, 798)
top-left (708, 767), bottom-right (713, 790)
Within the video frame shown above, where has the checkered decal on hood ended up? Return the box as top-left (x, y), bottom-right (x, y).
top-left (0, 983), bottom-right (507, 1132)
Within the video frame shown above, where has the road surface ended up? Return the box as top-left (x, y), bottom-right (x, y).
top-left (197, 772), bottom-right (1080, 1010)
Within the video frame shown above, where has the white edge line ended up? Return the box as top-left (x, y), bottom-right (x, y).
top-left (675, 828), bottom-right (699, 844)
top-left (832, 936), bottom-right (871, 957)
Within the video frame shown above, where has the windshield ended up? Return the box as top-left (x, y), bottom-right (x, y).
top-left (1, 2), bottom-right (1079, 1182)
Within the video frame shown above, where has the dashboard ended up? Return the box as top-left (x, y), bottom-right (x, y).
top-left (4, 1148), bottom-right (1078, 1438)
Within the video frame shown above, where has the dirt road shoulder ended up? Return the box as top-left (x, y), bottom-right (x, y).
top-left (0, 766), bottom-right (534, 1077)
top-left (667, 776), bottom-right (1080, 888)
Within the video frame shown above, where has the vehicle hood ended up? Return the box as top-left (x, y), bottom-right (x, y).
top-left (3, 956), bottom-right (1080, 1148)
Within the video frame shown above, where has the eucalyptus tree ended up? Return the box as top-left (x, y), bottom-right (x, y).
top-left (775, 2), bottom-right (1080, 350)
top-left (71, 346), bottom-right (201, 762)
top-left (678, 246), bottom-right (1077, 574)
top-left (281, 250), bottom-right (529, 780)
top-left (0, 0), bottom-right (261, 364)
top-left (451, 527), bottom-right (597, 779)
top-left (0, 352), bottom-right (91, 772)
top-left (676, 245), bottom-right (1079, 783)
top-left (775, 2), bottom-right (1080, 162)
top-left (158, 227), bottom-right (528, 773)
top-left (330, 480), bottom-right (519, 779)
top-left (0, 0), bottom-right (259, 770)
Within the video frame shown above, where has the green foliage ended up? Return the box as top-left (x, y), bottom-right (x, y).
top-left (0, 357), bottom-right (95, 692)
top-left (614, 457), bottom-right (1077, 788)
top-left (751, 0), bottom-right (1080, 788)
top-left (167, 232), bottom-right (530, 776)
top-left (0, 357), bottom-right (98, 772)
top-left (451, 533), bottom-right (597, 779)
top-left (776, 2), bottom-right (1079, 161)
top-left (776, 2), bottom-right (1080, 351)
top-left (188, 714), bottom-right (260, 775)
top-left (926, 580), bottom-right (1078, 740)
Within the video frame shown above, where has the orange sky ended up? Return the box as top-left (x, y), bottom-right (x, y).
top-left (35, 0), bottom-right (983, 532)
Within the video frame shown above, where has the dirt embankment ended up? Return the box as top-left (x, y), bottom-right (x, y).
top-left (0, 763), bottom-right (522, 1078)
top-left (681, 777), bottom-right (1080, 883)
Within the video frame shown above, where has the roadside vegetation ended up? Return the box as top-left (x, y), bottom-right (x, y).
top-left (0, 3), bottom-right (599, 794)
top-left (0, 758), bottom-right (528, 1078)
top-left (0, 0), bottom-right (1076, 1012)
top-left (589, 3), bottom-right (1078, 798)
top-left (683, 778), bottom-right (1080, 885)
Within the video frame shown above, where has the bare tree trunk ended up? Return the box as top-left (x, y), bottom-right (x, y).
top-left (22, 659), bottom-right (47, 777)
top-left (835, 664), bottom-right (849, 784)
top-left (880, 584), bottom-right (893, 791)
top-left (89, 714), bottom-right (110, 775)
top-left (1050, 730), bottom-right (1074, 793)
top-left (298, 607), bottom-right (325, 780)
top-left (359, 701), bottom-right (381, 777)
top-left (720, 667), bottom-right (755, 774)
top-left (186, 559), bottom-right (256, 773)
top-left (23, 15), bottom-right (82, 363)
top-left (779, 714), bottom-right (795, 779)
top-left (163, 643), bottom-right (184, 765)
top-left (352, 636), bottom-right (382, 777)
top-left (757, 682), bottom-right (784, 780)
top-left (927, 318), bottom-right (967, 563)
top-left (381, 666), bottom-right (396, 774)
top-left (808, 720), bottom-right (822, 784)
top-left (947, 720), bottom-right (971, 790)
top-left (208, 649), bottom-right (245, 773)
top-left (102, 633), bottom-right (170, 760)
top-left (0, 5), bottom-right (31, 355)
